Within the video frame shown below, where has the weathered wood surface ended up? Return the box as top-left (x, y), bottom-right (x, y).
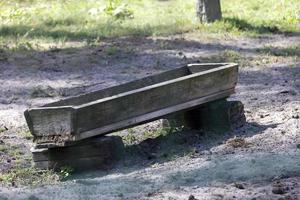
top-left (32, 136), bottom-right (124, 170)
top-left (25, 63), bottom-right (238, 147)
top-left (164, 100), bottom-right (246, 133)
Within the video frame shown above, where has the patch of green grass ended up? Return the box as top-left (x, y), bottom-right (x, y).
top-left (0, 0), bottom-right (299, 51)
top-left (7, 147), bottom-right (23, 160)
top-left (104, 46), bottom-right (119, 56)
top-left (143, 127), bottom-right (171, 139)
top-left (201, 50), bottom-right (249, 67)
top-left (258, 45), bottom-right (300, 57)
top-left (59, 166), bottom-right (74, 180)
top-left (158, 41), bottom-right (174, 50)
top-left (121, 127), bottom-right (173, 145)
top-left (0, 126), bottom-right (8, 134)
top-left (0, 143), bottom-right (68, 187)
top-left (200, 49), bottom-right (297, 67)
top-left (0, 167), bottom-right (60, 187)
top-left (20, 131), bottom-right (33, 140)
top-left (0, 128), bottom-right (6, 134)
top-left (0, 144), bottom-right (20, 156)
top-left (0, 144), bottom-right (9, 153)
top-left (219, 0), bottom-right (300, 34)
top-left (0, 0), bottom-right (197, 48)
top-left (121, 128), bottom-right (138, 145)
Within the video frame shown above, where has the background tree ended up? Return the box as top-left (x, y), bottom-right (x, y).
top-left (196, 0), bottom-right (222, 23)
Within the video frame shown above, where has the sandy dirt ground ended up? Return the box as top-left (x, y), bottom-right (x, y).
top-left (0, 32), bottom-right (299, 200)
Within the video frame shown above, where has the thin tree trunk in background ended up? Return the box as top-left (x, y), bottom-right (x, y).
top-left (196, 0), bottom-right (222, 23)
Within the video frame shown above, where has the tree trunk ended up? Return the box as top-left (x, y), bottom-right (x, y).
top-left (196, 0), bottom-right (222, 23)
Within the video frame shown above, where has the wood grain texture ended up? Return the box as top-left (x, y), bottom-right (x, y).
top-left (44, 67), bottom-right (189, 107)
top-left (163, 99), bottom-right (246, 133)
top-left (25, 63), bottom-right (238, 146)
top-left (78, 89), bottom-right (234, 140)
top-left (31, 136), bottom-right (124, 162)
top-left (32, 136), bottom-right (124, 170)
top-left (25, 106), bottom-right (75, 137)
top-left (75, 64), bottom-right (237, 133)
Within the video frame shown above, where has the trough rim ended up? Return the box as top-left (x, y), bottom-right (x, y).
top-left (26, 62), bottom-right (237, 112)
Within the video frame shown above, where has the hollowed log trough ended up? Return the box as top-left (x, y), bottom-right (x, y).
top-left (25, 63), bottom-right (238, 148)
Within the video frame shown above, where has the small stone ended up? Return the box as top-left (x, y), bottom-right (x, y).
top-left (146, 192), bottom-right (156, 197)
top-left (188, 195), bottom-right (197, 200)
top-left (272, 186), bottom-right (287, 195)
top-left (31, 85), bottom-right (59, 98)
top-left (227, 137), bottom-right (251, 148)
top-left (277, 195), bottom-right (294, 200)
top-left (292, 115), bottom-right (299, 119)
top-left (234, 182), bottom-right (245, 189)
top-left (0, 99), bottom-right (12, 105)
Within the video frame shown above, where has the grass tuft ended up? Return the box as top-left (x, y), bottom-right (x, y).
top-left (0, 143), bottom-right (68, 187)
top-left (0, 167), bottom-right (60, 187)
top-left (258, 45), bottom-right (300, 57)
top-left (20, 131), bottom-right (33, 140)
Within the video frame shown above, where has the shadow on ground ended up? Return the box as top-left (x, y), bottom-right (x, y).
top-left (0, 16), bottom-right (291, 42)
top-left (73, 121), bottom-right (278, 179)
top-left (0, 34), bottom-right (299, 108)
top-left (2, 140), bottom-right (300, 199)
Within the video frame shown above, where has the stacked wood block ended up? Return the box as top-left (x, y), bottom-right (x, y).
top-left (164, 99), bottom-right (246, 133)
top-left (31, 136), bottom-right (124, 171)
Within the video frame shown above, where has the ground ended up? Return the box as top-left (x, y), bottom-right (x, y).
top-left (0, 0), bottom-right (300, 199)
top-left (0, 31), bottom-right (299, 199)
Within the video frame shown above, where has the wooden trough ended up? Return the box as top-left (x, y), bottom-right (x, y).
top-left (25, 63), bottom-right (238, 148)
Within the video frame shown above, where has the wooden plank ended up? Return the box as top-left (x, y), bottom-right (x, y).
top-left (25, 63), bottom-right (238, 146)
top-left (44, 67), bottom-right (189, 107)
top-left (187, 63), bottom-right (230, 73)
top-left (25, 106), bottom-right (75, 138)
top-left (78, 88), bottom-right (234, 140)
top-left (75, 65), bottom-right (237, 133)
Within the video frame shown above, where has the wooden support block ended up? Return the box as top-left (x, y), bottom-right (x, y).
top-left (31, 136), bottom-right (125, 171)
top-left (164, 99), bottom-right (246, 133)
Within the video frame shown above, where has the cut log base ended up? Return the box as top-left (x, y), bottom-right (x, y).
top-left (31, 136), bottom-right (125, 171)
top-left (164, 99), bottom-right (246, 133)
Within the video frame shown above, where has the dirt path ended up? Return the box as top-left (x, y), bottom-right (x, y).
top-left (0, 33), bottom-right (299, 199)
